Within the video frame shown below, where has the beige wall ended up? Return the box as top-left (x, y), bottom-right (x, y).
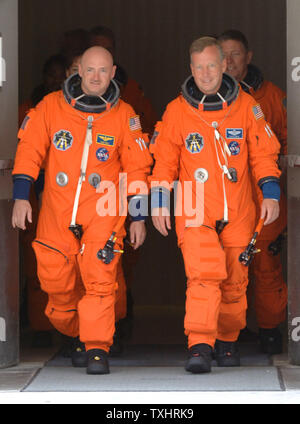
top-left (19, 0), bottom-right (286, 117)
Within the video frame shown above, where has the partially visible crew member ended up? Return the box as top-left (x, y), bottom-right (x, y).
top-left (89, 25), bottom-right (158, 136)
top-left (219, 29), bottom-right (287, 354)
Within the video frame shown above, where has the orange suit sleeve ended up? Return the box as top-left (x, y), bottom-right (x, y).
top-left (245, 97), bottom-right (281, 189)
top-left (13, 98), bottom-right (51, 181)
top-left (118, 105), bottom-right (153, 197)
top-left (148, 100), bottom-right (182, 189)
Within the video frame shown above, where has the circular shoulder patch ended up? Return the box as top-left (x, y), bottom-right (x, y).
top-left (53, 130), bottom-right (73, 151)
top-left (185, 133), bottom-right (204, 154)
top-left (96, 147), bottom-right (109, 162)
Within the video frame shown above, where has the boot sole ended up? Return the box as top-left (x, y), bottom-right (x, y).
top-left (86, 366), bottom-right (110, 375)
top-left (216, 358), bottom-right (240, 367)
top-left (185, 357), bottom-right (211, 374)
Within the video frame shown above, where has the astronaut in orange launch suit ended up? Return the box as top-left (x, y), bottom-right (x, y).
top-left (12, 46), bottom-right (152, 375)
top-left (149, 37), bottom-right (281, 373)
top-left (219, 29), bottom-right (287, 354)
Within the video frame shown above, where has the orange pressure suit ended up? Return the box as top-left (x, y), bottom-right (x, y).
top-left (13, 75), bottom-right (152, 353)
top-left (149, 73), bottom-right (281, 348)
top-left (240, 64), bottom-right (287, 329)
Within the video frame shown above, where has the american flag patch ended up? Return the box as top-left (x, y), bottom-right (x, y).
top-left (252, 104), bottom-right (264, 120)
top-left (20, 115), bottom-right (30, 130)
top-left (129, 116), bottom-right (141, 131)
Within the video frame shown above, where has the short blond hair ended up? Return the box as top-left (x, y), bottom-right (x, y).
top-left (189, 36), bottom-right (224, 60)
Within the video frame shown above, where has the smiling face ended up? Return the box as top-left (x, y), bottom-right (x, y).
top-left (220, 39), bottom-right (253, 82)
top-left (190, 45), bottom-right (227, 95)
top-left (78, 46), bottom-right (116, 96)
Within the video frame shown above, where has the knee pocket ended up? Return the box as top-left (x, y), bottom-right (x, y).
top-left (185, 284), bottom-right (221, 333)
top-left (32, 239), bottom-right (76, 294)
top-left (221, 279), bottom-right (248, 304)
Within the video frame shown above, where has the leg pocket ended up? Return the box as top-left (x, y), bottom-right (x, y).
top-left (185, 283), bottom-right (221, 334)
top-left (32, 239), bottom-right (76, 295)
top-left (32, 239), bottom-right (81, 337)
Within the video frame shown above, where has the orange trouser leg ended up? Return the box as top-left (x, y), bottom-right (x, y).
top-left (20, 188), bottom-right (53, 332)
top-left (21, 230), bottom-right (53, 331)
top-left (217, 247), bottom-right (249, 342)
top-left (32, 240), bottom-right (84, 338)
top-left (251, 239), bottom-right (287, 328)
top-left (181, 227), bottom-right (227, 348)
top-left (77, 241), bottom-right (121, 353)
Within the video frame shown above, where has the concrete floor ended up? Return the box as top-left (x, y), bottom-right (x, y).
top-left (1, 334), bottom-right (300, 404)
top-left (1, 305), bottom-right (300, 404)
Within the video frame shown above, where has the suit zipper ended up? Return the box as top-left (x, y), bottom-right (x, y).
top-left (33, 240), bottom-right (69, 262)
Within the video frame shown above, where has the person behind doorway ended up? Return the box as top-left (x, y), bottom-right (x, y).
top-left (12, 46), bottom-right (152, 375)
top-left (218, 29), bottom-right (287, 354)
top-left (89, 25), bottom-right (158, 136)
top-left (149, 37), bottom-right (281, 374)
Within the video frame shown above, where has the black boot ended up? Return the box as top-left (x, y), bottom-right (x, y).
top-left (259, 327), bottom-right (282, 354)
top-left (214, 340), bottom-right (240, 367)
top-left (185, 343), bottom-right (213, 374)
top-left (71, 337), bottom-right (87, 368)
top-left (86, 349), bottom-right (110, 375)
top-left (109, 331), bottom-right (124, 357)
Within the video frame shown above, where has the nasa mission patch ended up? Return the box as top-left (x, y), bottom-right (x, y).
top-left (53, 130), bottom-right (73, 151)
top-left (185, 133), bottom-right (204, 154)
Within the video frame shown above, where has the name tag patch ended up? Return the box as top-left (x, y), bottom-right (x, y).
top-left (226, 128), bottom-right (243, 139)
top-left (96, 134), bottom-right (115, 146)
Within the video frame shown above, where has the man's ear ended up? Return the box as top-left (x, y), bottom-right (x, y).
top-left (190, 62), bottom-right (195, 78)
top-left (78, 63), bottom-right (83, 77)
top-left (111, 64), bottom-right (117, 79)
top-left (222, 57), bottom-right (227, 73)
top-left (247, 50), bottom-right (253, 65)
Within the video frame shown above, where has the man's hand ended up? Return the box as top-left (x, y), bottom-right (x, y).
top-left (12, 199), bottom-right (32, 230)
top-left (261, 198), bottom-right (280, 225)
top-left (129, 220), bottom-right (147, 250)
top-left (151, 207), bottom-right (171, 236)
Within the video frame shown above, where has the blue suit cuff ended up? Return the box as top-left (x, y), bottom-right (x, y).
top-left (13, 178), bottom-right (32, 200)
top-left (261, 181), bottom-right (280, 201)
